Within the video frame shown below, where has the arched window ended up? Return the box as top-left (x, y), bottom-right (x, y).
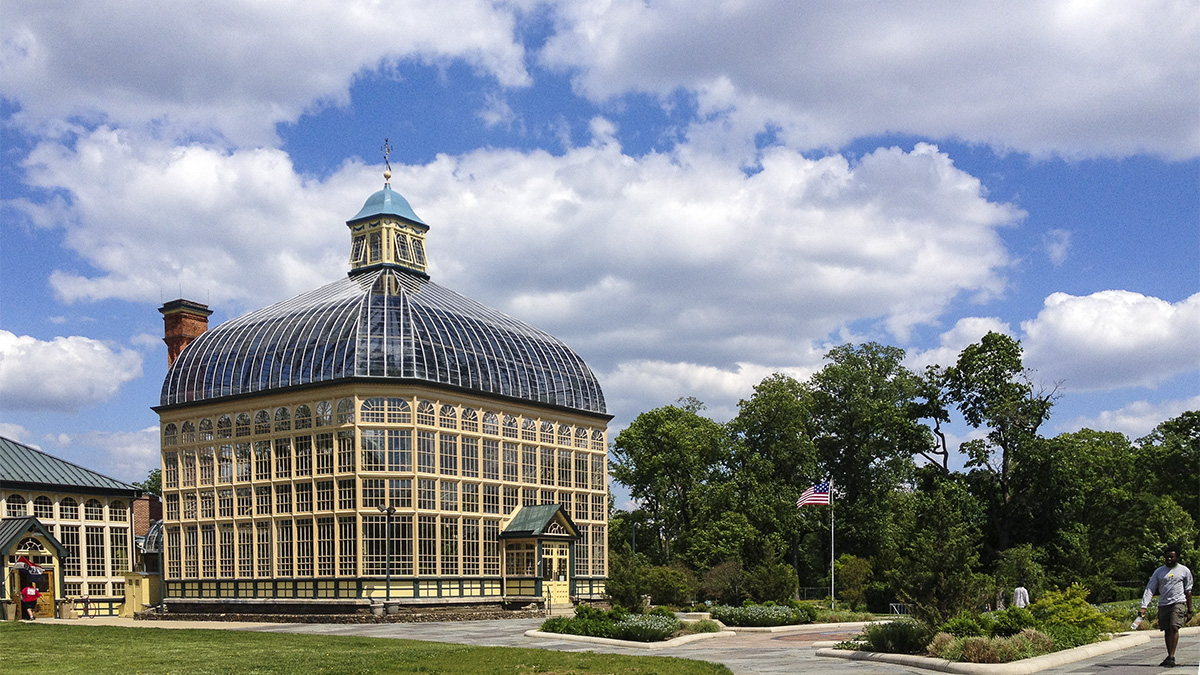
top-left (274, 406), bottom-right (291, 431)
top-left (33, 496), bottom-right (53, 519)
top-left (164, 423), bottom-right (178, 446)
top-left (16, 537), bottom-right (45, 552)
top-left (84, 499), bottom-right (104, 521)
top-left (109, 500), bottom-right (128, 522)
top-left (540, 421), bottom-right (555, 443)
top-left (181, 421), bottom-right (196, 443)
top-left (386, 398), bottom-right (411, 424)
top-left (315, 400), bottom-right (333, 426)
top-left (575, 427), bottom-right (589, 448)
top-left (439, 405), bottom-right (458, 429)
top-left (235, 412), bottom-right (252, 437)
top-left (294, 404), bottom-right (313, 430)
top-left (591, 430), bottom-right (605, 451)
top-left (394, 233), bottom-right (411, 262)
top-left (482, 412), bottom-right (499, 436)
top-left (522, 418), bottom-right (537, 441)
top-left (336, 398), bottom-right (354, 425)
top-left (416, 400), bottom-right (435, 426)
top-left (360, 397), bottom-right (386, 423)
top-left (216, 414), bottom-right (233, 439)
top-left (558, 424), bottom-right (572, 446)
top-left (411, 239), bottom-right (426, 266)
top-left (60, 497), bottom-right (78, 519)
top-left (254, 410), bottom-right (271, 434)
top-left (502, 415), bottom-right (518, 438)
top-left (5, 494), bottom-right (26, 517)
top-left (198, 417), bottom-right (214, 441)
top-left (461, 408), bottom-right (479, 432)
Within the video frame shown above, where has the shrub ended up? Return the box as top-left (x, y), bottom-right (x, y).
top-left (990, 607), bottom-right (1037, 637)
top-left (702, 560), bottom-right (748, 606)
top-left (1028, 584), bottom-right (1106, 634)
top-left (940, 614), bottom-right (985, 637)
top-left (746, 559), bottom-right (798, 604)
top-left (1041, 623), bottom-right (1102, 650)
top-left (685, 619), bottom-right (722, 634)
top-left (859, 620), bottom-right (936, 655)
top-left (644, 564), bottom-right (699, 607)
top-left (958, 636), bottom-right (999, 663)
top-left (611, 614), bottom-right (681, 642)
top-left (710, 604), bottom-right (813, 627)
top-left (926, 632), bottom-right (956, 658)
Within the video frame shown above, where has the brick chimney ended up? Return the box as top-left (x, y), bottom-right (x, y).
top-left (159, 299), bottom-right (213, 367)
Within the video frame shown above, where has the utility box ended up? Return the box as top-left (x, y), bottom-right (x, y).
top-left (121, 571), bottom-right (161, 617)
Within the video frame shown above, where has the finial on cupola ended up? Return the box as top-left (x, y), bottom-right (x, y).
top-left (382, 137), bottom-right (393, 186)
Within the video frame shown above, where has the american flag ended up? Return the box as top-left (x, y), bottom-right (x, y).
top-left (797, 481), bottom-right (831, 508)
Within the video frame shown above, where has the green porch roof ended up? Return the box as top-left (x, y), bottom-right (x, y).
top-left (500, 503), bottom-right (579, 539)
top-left (0, 436), bottom-right (140, 495)
top-left (0, 516), bottom-right (69, 558)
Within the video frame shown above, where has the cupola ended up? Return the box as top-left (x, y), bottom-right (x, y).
top-left (346, 170), bottom-right (429, 277)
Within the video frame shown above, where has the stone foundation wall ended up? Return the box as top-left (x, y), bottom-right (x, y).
top-left (135, 607), bottom-right (546, 624)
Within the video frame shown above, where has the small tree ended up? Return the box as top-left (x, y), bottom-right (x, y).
top-left (606, 552), bottom-right (652, 609)
top-left (134, 468), bottom-right (162, 496)
top-left (747, 558), bottom-right (799, 604)
top-left (702, 560), bottom-right (748, 606)
top-left (835, 554), bottom-right (873, 609)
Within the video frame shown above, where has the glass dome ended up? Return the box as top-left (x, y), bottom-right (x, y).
top-left (161, 268), bottom-right (606, 414)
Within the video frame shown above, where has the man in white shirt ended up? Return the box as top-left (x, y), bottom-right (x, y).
top-left (1138, 544), bottom-right (1194, 668)
top-left (1012, 584), bottom-right (1029, 609)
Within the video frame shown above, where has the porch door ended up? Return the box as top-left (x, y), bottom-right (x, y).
top-left (8, 568), bottom-right (55, 619)
top-left (541, 542), bottom-right (571, 608)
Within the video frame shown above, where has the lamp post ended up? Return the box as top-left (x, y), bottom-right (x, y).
top-left (377, 504), bottom-right (396, 603)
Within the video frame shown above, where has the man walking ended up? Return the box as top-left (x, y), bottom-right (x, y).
top-left (1138, 543), bottom-right (1194, 668)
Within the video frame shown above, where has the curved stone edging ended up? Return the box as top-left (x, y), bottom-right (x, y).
top-left (816, 631), bottom-right (1159, 674)
top-left (524, 628), bottom-right (737, 650)
top-left (731, 619), bottom-right (880, 634)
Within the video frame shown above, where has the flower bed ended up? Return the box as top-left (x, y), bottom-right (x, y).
top-left (538, 605), bottom-right (720, 642)
top-left (709, 603), bottom-right (816, 627)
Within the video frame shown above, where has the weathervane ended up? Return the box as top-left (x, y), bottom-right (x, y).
top-left (382, 138), bottom-right (393, 186)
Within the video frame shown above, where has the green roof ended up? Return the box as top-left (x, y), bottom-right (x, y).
top-left (348, 185), bottom-right (427, 226)
top-left (500, 504), bottom-right (579, 539)
top-left (0, 516), bottom-right (69, 558)
top-left (0, 436), bottom-right (140, 495)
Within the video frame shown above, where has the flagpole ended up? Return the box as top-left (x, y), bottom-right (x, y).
top-left (830, 480), bottom-right (835, 611)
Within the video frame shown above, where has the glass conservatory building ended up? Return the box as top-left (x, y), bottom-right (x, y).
top-left (155, 179), bottom-right (609, 612)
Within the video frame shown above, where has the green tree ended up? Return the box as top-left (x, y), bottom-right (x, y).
top-left (134, 468), bottom-right (162, 496)
top-left (894, 474), bottom-right (988, 625)
top-left (1137, 411), bottom-right (1200, 527)
top-left (939, 332), bottom-right (1054, 554)
top-left (809, 343), bottom-right (931, 558)
top-left (724, 374), bottom-right (818, 572)
top-left (611, 398), bottom-right (726, 561)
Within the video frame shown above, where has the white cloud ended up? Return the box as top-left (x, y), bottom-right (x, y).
top-left (0, 330), bottom-right (143, 412)
top-left (1059, 395), bottom-right (1200, 440)
top-left (906, 317), bottom-right (1013, 372)
top-left (37, 427), bottom-right (160, 483)
top-left (1, 0), bottom-right (529, 145)
top-left (0, 423), bottom-right (34, 444)
top-left (1021, 291), bottom-right (1200, 391)
top-left (18, 132), bottom-right (1022, 372)
top-left (541, 0), bottom-right (1200, 158)
top-left (1043, 229), bottom-right (1072, 266)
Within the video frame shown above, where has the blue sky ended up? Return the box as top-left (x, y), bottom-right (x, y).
top-left (1, 1), bottom-right (1197, 494)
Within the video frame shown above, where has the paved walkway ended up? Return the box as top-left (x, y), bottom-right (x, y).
top-left (27, 616), bottom-right (1199, 675)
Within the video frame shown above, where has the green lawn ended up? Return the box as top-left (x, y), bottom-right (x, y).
top-left (0, 623), bottom-right (732, 675)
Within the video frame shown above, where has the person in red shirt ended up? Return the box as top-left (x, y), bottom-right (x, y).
top-left (20, 583), bottom-right (41, 620)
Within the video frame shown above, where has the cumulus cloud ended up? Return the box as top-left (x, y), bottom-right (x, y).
top-left (1021, 291), bottom-right (1200, 391)
top-left (1, 0), bottom-right (529, 144)
top-left (18, 130), bottom-right (1022, 379)
top-left (541, 0), bottom-right (1200, 158)
top-left (0, 423), bottom-right (34, 444)
top-left (0, 330), bottom-right (143, 412)
top-left (1058, 395), bottom-right (1200, 440)
top-left (906, 316), bottom-right (1013, 372)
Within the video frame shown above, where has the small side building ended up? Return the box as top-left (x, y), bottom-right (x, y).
top-left (1, 436), bottom-right (142, 618)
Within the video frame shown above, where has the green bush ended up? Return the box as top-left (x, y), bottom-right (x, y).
top-left (645, 564), bottom-right (699, 606)
top-left (710, 604), bottom-right (813, 627)
top-left (611, 614), bottom-right (682, 642)
top-left (958, 636), bottom-right (999, 663)
top-left (926, 632), bottom-right (956, 658)
top-left (859, 620), bottom-right (936, 655)
top-left (940, 614), bottom-right (985, 637)
top-left (1041, 623), bottom-right (1101, 650)
top-left (1028, 584), bottom-right (1106, 634)
top-left (928, 629), bottom-right (1056, 663)
top-left (702, 560), bottom-right (748, 606)
top-left (990, 607), bottom-right (1037, 637)
top-left (685, 619), bottom-right (722, 634)
top-left (746, 559), bottom-right (798, 604)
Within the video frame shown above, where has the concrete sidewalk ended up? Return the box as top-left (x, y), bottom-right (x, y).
top-left (23, 616), bottom-right (1199, 675)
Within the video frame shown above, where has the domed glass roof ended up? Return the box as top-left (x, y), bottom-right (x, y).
top-left (349, 185), bottom-right (426, 226)
top-left (160, 268), bottom-right (606, 414)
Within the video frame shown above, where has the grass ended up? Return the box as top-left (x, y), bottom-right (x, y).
top-left (0, 623), bottom-right (732, 675)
